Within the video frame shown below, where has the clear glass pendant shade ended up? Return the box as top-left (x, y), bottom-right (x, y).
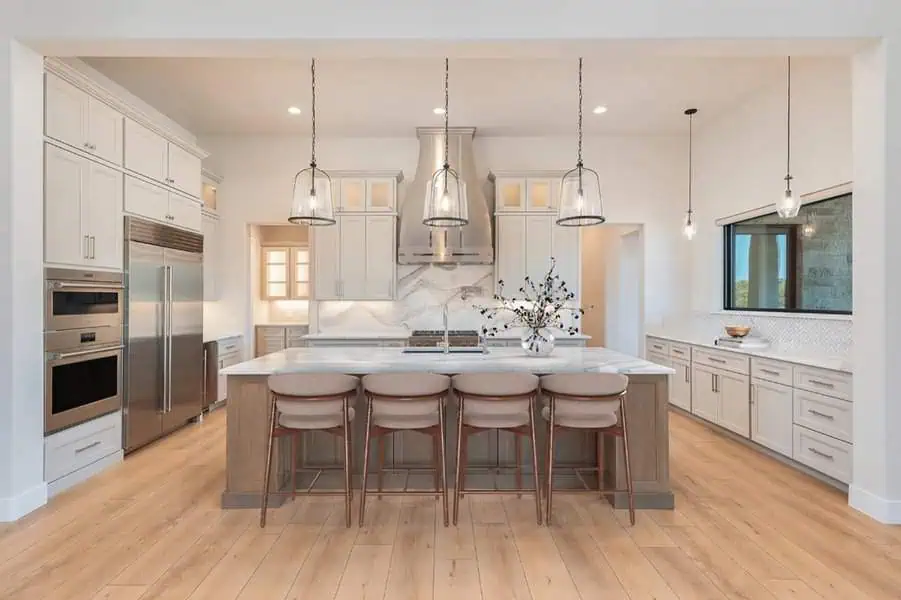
top-left (423, 165), bottom-right (468, 227)
top-left (776, 187), bottom-right (801, 219)
top-left (557, 165), bottom-right (605, 226)
top-left (682, 212), bottom-right (697, 240)
top-left (289, 165), bottom-right (335, 225)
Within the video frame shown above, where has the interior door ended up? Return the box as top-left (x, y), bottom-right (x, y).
top-left (163, 248), bottom-right (204, 432)
top-left (125, 241), bottom-right (165, 451)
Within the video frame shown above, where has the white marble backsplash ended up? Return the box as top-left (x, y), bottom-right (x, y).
top-left (657, 311), bottom-right (851, 357)
top-left (317, 265), bottom-right (496, 333)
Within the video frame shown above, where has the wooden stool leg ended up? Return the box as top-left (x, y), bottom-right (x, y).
top-left (343, 398), bottom-right (352, 528)
top-left (453, 396), bottom-right (466, 526)
top-left (545, 397), bottom-right (556, 526)
top-left (438, 397), bottom-right (449, 527)
top-left (377, 434), bottom-right (386, 500)
top-left (528, 395), bottom-right (542, 525)
top-left (291, 433), bottom-right (298, 501)
top-left (260, 399), bottom-right (278, 528)
top-left (432, 433), bottom-right (441, 500)
top-left (620, 396), bottom-right (636, 526)
top-left (359, 397), bottom-right (374, 527)
top-left (515, 432), bottom-right (523, 499)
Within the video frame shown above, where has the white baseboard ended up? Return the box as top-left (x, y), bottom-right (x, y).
top-left (0, 482), bottom-right (48, 522)
top-left (849, 484), bottom-right (901, 524)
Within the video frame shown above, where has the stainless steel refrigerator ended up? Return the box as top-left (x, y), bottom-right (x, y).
top-left (124, 217), bottom-right (204, 452)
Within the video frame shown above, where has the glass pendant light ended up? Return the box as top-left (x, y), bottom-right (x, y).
top-left (776, 56), bottom-right (801, 219)
top-left (423, 58), bottom-right (468, 227)
top-left (558, 57), bottom-right (604, 227)
top-left (289, 58), bottom-right (335, 226)
top-left (682, 108), bottom-right (698, 240)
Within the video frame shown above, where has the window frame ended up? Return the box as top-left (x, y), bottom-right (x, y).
top-left (722, 194), bottom-right (852, 316)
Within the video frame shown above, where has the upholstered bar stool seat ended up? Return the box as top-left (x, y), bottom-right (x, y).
top-left (260, 372), bottom-right (359, 529)
top-left (451, 372), bottom-right (542, 525)
top-left (540, 372), bottom-right (635, 526)
top-left (359, 372), bottom-right (452, 527)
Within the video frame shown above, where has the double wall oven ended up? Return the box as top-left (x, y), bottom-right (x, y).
top-left (44, 268), bottom-right (124, 435)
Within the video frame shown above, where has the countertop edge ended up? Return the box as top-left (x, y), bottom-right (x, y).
top-left (646, 332), bottom-right (852, 374)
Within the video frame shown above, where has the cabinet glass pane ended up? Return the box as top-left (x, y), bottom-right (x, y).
top-left (267, 264), bottom-right (287, 282)
top-left (265, 249), bottom-right (287, 264)
top-left (294, 282), bottom-right (309, 297)
top-left (369, 181), bottom-right (392, 209)
top-left (294, 248), bottom-right (310, 263)
top-left (341, 181), bottom-right (365, 210)
top-left (529, 181), bottom-right (550, 208)
top-left (267, 282), bottom-right (287, 297)
top-left (501, 182), bottom-right (523, 209)
top-left (202, 182), bottom-right (217, 210)
top-left (295, 263), bottom-right (310, 282)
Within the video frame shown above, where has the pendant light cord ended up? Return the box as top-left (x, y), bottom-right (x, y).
top-left (785, 56), bottom-right (791, 187)
top-left (310, 58), bottom-right (317, 168)
top-left (443, 58), bottom-right (450, 169)
top-left (688, 111), bottom-right (693, 214)
top-left (577, 57), bottom-right (583, 168)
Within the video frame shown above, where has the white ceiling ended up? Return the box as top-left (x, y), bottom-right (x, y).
top-left (83, 56), bottom-right (832, 137)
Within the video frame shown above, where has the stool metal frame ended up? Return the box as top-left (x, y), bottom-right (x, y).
top-left (359, 389), bottom-right (450, 527)
top-left (544, 388), bottom-right (635, 526)
top-left (453, 390), bottom-right (543, 525)
top-left (260, 388), bottom-right (356, 528)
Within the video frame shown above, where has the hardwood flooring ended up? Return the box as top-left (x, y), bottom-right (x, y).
top-left (2, 409), bottom-right (900, 599)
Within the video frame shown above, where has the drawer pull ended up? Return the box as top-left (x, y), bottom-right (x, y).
top-left (708, 357), bottom-right (727, 364)
top-left (652, 344), bottom-right (664, 350)
top-left (809, 379), bottom-right (835, 389)
top-left (672, 349), bottom-right (685, 355)
top-left (808, 447), bottom-right (835, 461)
top-left (760, 368), bottom-right (781, 376)
top-left (808, 409), bottom-right (835, 421)
top-left (224, 345), bottom-right (237, 350)
top-left (74, 440), bottom-right (102, 454)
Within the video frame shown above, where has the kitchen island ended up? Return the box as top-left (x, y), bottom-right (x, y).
top-left (220, 346), bottom-right (675, 511)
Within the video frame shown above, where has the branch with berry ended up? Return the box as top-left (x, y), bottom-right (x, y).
top-left (475, 257), bottom-right (589, 337)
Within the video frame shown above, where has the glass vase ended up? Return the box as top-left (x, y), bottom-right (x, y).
top-left (520, 327), bottom-right (555, 357)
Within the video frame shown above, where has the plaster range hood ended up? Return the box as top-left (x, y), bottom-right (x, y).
top-left (397, 127), bottom-right (494, 265)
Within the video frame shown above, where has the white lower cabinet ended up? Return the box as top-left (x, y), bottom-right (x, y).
top-left (751, 378), bottom-right (794, 456)
top-left (201, 212), bottom-right (219, 300)
top-left (44, 411), bottom-right (123, 497)
top-left (793, 425), bottom-right (852, 484)
top-left (670, 359), bottom-right (691, 412)
top-left (718, 371), bottom-right (750, 437)
top-left (691, 364), bottom-right (720, 424)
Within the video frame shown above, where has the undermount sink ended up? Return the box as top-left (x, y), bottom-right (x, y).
top-left (401, 346), bottom-right (488, 354)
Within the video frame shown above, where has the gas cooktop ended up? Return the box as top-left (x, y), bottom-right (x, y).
top-left (408, 329), bottom-right (481, 347)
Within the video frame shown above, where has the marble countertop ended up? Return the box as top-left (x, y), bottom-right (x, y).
top-left (221, 346), bottom-right (673, 376)
top-left (256, 322), bottom-right (310, 328)
top-left (646, 331), bottom-right (852, 373)
top-left (302, 329), bottom-right (590, 341)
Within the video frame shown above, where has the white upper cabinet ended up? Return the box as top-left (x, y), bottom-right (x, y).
top-left (124, 119), bottom-right (169, 183)
top-left (493, 172), bottom-right (563, 212)
top-left (124, 175), bottom-right (201, 233)
top-left (45, 144), bottom-right (122, 270)
top-left (525, 215), bottom-right (553, 285)
top-left (495, 215), bottom-right (525, 294)
top-left (338, 215), bottom-right (367, 299)
top-left (365, 215), bottom-right (396, 299)
top-left (334, 174), bottom-right (398, 212)
top-left (552, 224), bottom-right (581, 300)
top-left (312, 222), bottom-right (340, 300)
top-left (168, 192), bottom-right (202, 232)
top-left (124, 118), bottom-right (202, 198)
top-left (366, 178), bottom-right (396, 212)
top-left (45, 73), bottom-right (123, 166)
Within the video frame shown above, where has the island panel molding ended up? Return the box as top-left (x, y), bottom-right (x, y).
top-left (221, 346), bottom-right (673, 511)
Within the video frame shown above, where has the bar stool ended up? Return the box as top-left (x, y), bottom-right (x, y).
top-left (540, 372), bottom-right (634, 526)
top-left (359, 372), bottom-right (451, 526)
top-left (451, 372), bottom-right (542, 525)
top-left (260, 372), bottom-right (359, 528)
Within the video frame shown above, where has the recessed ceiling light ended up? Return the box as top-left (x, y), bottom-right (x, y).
top-left (592, 105), bottom-right (608, 115)
top-left (433, 107), bottom-right (446, 115)
top-left (288, 106), bottom-right (302, 115)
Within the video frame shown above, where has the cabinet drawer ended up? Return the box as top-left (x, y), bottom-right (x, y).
top-left (45, 412), bottom-right (122, 483)
top-left (217, 336), bottom-right (242, 355)
top-left (751, 358), bottom-right (793, 386)
top-left (793, 425), bottom-right (852, 484)
top-left (693, 347), bottom-right (749, 374)
top-left (793, 389), bottom-right (852, 443)
top-left (647, 338), bottom-right (670, 354)
top-left (646, 351), bottom-right (670, 367)
top-left (669, 343), bottom-right (691, 360)
top-left (794, 366), bottom-right (852, 401)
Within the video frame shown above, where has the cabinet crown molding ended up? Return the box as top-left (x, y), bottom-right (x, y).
top-left (202, 168), bottom-right (224, 184)
top-left (44, 58), bottom-right (209, 161)
top-left (488, 170), bottom-right (569, 180)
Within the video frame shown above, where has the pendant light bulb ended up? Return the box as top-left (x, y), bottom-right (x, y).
top-left (682, 108), bottom-right (698, 240)
top-left (289, 58), bottom-right (335, 226)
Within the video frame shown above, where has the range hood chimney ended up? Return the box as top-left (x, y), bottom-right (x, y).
top-left (398, 127), bottom-right (493, 265)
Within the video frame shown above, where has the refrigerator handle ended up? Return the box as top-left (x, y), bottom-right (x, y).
top-left (166, 265), bottom-right (174, 413)
top-left (202, 347), bottom-right (208, 408)
top-left (161, 265), bottom-right (168, 414)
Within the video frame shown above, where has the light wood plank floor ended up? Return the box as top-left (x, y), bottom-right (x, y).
top-left (2, 409), bottom-right (900, 599)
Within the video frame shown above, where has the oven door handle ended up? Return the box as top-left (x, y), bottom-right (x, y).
top-left (50, 281), bottom-right (125, 290)
top-left (48, 344), bottom-right (125, 361)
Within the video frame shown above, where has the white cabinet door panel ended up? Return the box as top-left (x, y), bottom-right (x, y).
top-left (45, 73), bottom-right (88, 151)
top-left (552, 222), bottom-right (581, 300)
top-left (719, 371), bottom-right (750, 438)
top-left (124, 119), bottom-right (168, 183)
top-left (44, 144), bottom-right (87, 267)
top-left (85, 162), bottom-right (123, 269)
top-left (338, 215), bottom-right (367, 299)
top-left (168, 193), bottom-right (201, 232)
top-left (124, 176), bottom-right (169, 223)
top-left (312, 221), bottom-right (340, 300)
top-left (525, 215), bottom-right (553, 288)
top-left (671, 360), bottom-right (692, 411)
top-left (87, 98), bottom-right (124, 166)
top-left (202, 213), bottom-right (219, 300)
top-left (691, 364), bottom-right (719, 424)
top-left (167, 143), bottom-right (202, 198)
top-left (496, 215), bottom-right (525, 295)
top-left (364, 215), bottom-right (395, 299)
top-left (751, 379), bottom-right (794, 457)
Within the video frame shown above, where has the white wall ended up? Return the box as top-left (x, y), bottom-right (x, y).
top-left (201, 133), bottom-right (689, 351)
